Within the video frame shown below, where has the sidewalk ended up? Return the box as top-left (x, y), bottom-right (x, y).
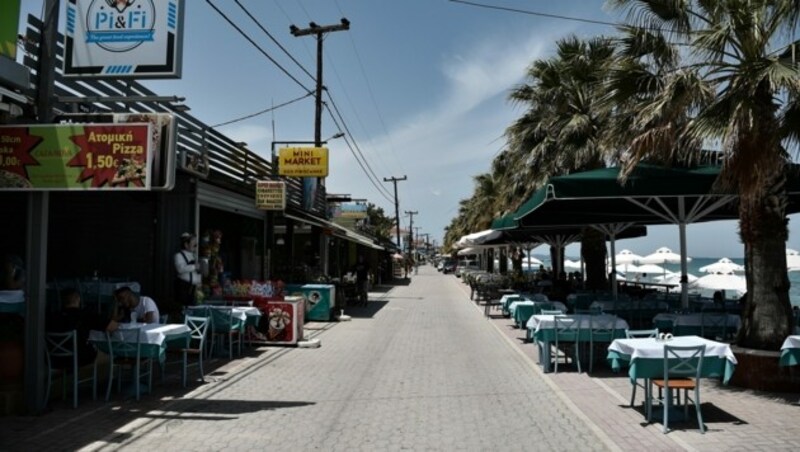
top-left (455, 276), bottom-right (800, 451)
top-left (2, 266), bottom-right (798, 451)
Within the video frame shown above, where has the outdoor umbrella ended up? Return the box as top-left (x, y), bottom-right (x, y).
top-left (564, 259), bottom-right (582, 271)
top-left (690, 271), bottom-right (747, 297)
top-left (639, 247), bottom-right (691, 265)
top-left (787, 249), bottom-right (800, 272)
top-left (655, 272), bottom-right (698, 287)
top-left (699, 257), bottom-right (744, 274)
top-left (627, 263), bottom-right (668, 276)
top-left (615, 249), bottom-right (642, 265)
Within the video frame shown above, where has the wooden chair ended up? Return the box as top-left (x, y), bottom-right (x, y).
top-left (649, 344), bottom-right (706, 434)
top-left (624, 328), bottom-right (659, 407)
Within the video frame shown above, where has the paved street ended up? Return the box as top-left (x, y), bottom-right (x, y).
top-left (4, 265), bottom-right (800, 451)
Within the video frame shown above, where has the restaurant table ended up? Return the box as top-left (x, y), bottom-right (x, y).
top-left (527, 314), bottom-right (629, 373)
top-left (651, 312), bottom-right (740, 337)
top-left (779, 335), bottom-right (800, 367)
top-left (510, 301), bottom-right (568, 329)
top-left (500, 294), bottom-right (526, 316)
top-left (0, 290), bottom-right (25, 314)
top-left (607, 335), bottom-right (737, 383)
top-left (590, 299), bottom-right (669, 313)
top-left (89, 323), bottom-right (191, 363)
top-left (186, 305), bottom-right (262, 328)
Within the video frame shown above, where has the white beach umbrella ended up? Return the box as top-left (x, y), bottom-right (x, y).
top-left (615, 249), bottom-right (643, 265)
top-left (564, 259), bottom-right (582, 270)
top-left (608, 263), bottom-right (639, 274)
top-left (627, 263), bottom-right (667, 275)
top-left (655, 272), bottom-right (698, 285)
top-left (699, 257), bottom-right (744, 274)
top-left (787, 249), bottom-right (800, 272)
top-left (523, 256), bottom-right (544, 266)
top-left (639, 247), bottom-right (692, 265)
top-left (690, 271), bottom-right (746, 296)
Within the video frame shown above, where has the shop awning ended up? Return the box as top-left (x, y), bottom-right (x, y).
top-left (284, 210), bottom-right (384, 251)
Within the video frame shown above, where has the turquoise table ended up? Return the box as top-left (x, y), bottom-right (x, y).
top-left (780, 335), bottom-right (800, 367)
top-left (607, 336), bottom-right (737, 384)
top-left (528, 314), bottom-right (629, 372)
top-left (90, 323), bottom-right (191, 363)
top-left (512, 301), bottom-right (568, 330)
top-left (500, 294), bottom-right (525, 317)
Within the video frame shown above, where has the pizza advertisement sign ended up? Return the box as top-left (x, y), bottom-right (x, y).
top-left (0, 123), bottom-right (153, 190)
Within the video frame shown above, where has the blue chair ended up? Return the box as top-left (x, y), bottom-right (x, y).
top-left (587, 316), bottom-right (617, 372)
top-left (45, 330), bottom-right (97, 409)
top-left (210, 309), bottom-right (243, 359)
top-left (553, 316), bottom-right (581, 373)
top-left (649, 344), bottom-right (706, 434)
top-left (103, 328), bottom-right (153, 401)
top-left (624, 328), bottom-right (659, 407)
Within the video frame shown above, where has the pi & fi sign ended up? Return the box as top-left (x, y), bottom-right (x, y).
top-left (64, 0), bottom-right (185, 78)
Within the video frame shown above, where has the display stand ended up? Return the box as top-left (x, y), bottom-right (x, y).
top-left (263, 296), bottom-right (304, 345)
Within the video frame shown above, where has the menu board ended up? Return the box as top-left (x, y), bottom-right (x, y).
top-left (0, 123), bottom-right (153, 190)
top-left (255, 181), bottom-right (286, 210)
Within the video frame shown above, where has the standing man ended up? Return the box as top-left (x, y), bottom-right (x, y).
top-left (354, 255), bottom-right (369, 306)
top-left (174, 232), bottom-right (202, 306)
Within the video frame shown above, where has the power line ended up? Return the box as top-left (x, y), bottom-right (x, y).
top-left (449, 0), bottom-right (622, 28)
top-left (204, 0), bottom-right (312, 93)
top-left (211, 92), bottom-right (314, 128)
top-left (324, 104), bottom-right (395, 204)
top-left (324, 90), bottom-right (394, 200)
top-left (233, 0), bottom-right (316, 82)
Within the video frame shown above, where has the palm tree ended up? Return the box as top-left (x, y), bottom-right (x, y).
top-left (609, 0), bottom-right (800, 350)
top-left (504, 36), bottom-right (619, 287)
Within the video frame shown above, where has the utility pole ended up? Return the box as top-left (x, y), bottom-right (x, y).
top-left (383, 175), bottom-right (407, 248)
top-left (290, 19), bottom-right (350, 148)
top-left (405, 210), bottom-right (418, 255)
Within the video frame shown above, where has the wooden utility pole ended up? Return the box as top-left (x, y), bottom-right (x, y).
top-left (405, 210), bottom-right (418, 254)
top-left (383, 175), bottom-right (407, 248)
top-left (290, 19), bottom-right (350, 148)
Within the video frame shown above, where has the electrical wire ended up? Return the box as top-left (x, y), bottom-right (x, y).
top-left (324, 90), bottom-right (395, 201)
top-left (205, 0), bottom-right (313, 93)
top-left (323, 102), bottom-right (395, 204)
top-left (449, 0), bottom-right (623, 28)
top-left (233, 0), bottom-right (316, 82)
top-left (210, 92), bottom-right (314, 128)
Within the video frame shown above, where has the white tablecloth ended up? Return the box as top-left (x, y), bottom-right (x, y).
top-left (652, 312), bottom-right (741, 329)
top-left (590, 300), bottom-right (669, 311)
top-left (527, 314), bottom-right (629, 333)
top-left (89, 323), bottom-right (190, 345)
top-left (509, 300), bottom-right (567, 315)
top-left (188, 305), bottom-right (261, 321)
top-left (608, 336), bottom-right (737, 363)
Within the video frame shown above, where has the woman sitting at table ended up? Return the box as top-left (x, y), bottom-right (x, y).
top-left (107, 286), bottom-right (160, 331)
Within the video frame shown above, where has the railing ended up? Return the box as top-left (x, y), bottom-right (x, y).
top-left (21, 15), bottom-right (326, 214)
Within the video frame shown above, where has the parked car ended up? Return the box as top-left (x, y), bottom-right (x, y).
top-left (456, 259), bottom-right (479, 278)
top-left (440, 258), bottom-right (456, 274)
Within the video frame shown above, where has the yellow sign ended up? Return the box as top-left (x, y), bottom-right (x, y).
top-left (278, 147), bottom-right (328, 177)
top-left (255, 181), bottom-right (286, 210)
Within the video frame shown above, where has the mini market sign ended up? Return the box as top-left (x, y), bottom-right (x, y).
top-left (0, 123), bottom-right (153, 190)
top-left (278, 146), bottom-right (328, 177)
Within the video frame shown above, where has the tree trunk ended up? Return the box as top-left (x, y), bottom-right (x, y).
top-left (737, 189), bottom-right (793, 351)
top-left (581, 228), bottom-right (607, 291)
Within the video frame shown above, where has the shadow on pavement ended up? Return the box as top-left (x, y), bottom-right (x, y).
top-left (141, 399), bottom-right (315, 420)
top-left (344, 300), bottom-right (388, 318)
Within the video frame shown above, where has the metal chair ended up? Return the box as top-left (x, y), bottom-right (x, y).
top-left (649, 344), bottom-right (706, 434)
top-left (587, 315), bottom-right (617, 372)
top-left (164, 315), bottom-right (210, 387)
top-left (102, 328), bottom-right (153, 401)
top-left (624, 328), bottom-right (659, 408)
top-left (553, 316), bottom-right (581, 373)
top-left (210, 308), bottom-right (243, 359)
top-left (45, 330), bottom-right (97, 408)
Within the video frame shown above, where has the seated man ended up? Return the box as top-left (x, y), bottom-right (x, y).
top-left (108, 286), bottom-right (160, 331)
top-left (47, 288), bottom-right (107, 366)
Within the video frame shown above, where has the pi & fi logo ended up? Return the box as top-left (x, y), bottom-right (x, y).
top-left (85, 0), bottom-right (156, 52)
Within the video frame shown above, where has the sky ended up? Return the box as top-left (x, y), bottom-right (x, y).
top-left (15, 0), bottom-right (800, 258)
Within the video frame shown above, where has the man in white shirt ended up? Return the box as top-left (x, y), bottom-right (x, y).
top-left (107, 286), bottom-right (160, 331)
